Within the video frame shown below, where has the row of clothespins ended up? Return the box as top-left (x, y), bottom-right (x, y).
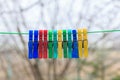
top-left (28, 28), bottom-right (88, 59)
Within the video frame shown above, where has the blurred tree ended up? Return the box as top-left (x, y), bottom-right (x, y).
top-left (0, 0), bottom-right (120, 80)
top-left (112, 75), bottom-right (120, 80)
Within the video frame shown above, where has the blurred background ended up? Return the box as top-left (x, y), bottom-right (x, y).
top-left (0, 0), bottom-right (120, 80)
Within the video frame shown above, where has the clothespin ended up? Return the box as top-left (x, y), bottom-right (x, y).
top-left (48, 30), bottom-right (53, 58)
top-left (68, 30), bottom-right (72, 58)
top-left (72, 30), bottom-right (79, 58)
top-left (83, 28), bottom-right (88, 57)
top-left (33, 30), bottom-right (38, 58)
top-left (53, 30), bottom-right (58, 58)
top-left (63, 30), bottom-right (68, 58)
top-left (58, 30), bottom-right (63, 58)
top-left (39, 30), bottom-right (43, 58)
top-left (78, 29), bottom-right (83, 58)
top-left (28, 30), bottom-right (33, 59)
top-left (43, 30), bottom-right (48, 58)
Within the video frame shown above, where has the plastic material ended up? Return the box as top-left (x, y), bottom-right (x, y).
top-left (53, 30), bottom-right (58, 58)
top-left (83, 28), bottom-right (88, 57)
top-left (43, 30), bottom-right (48, 58)
top-left (68, 30), bottom-right (72, 58)
top-left (58, 30), bottom-right (63, 58)
top-left (78, 29), bottom-right (83, 58)
top-left (72, 30), bottom-right (79, 58)
top-left (33, 30), bottom-right (38, 58)
top-left (28, 30), bottom-right (33, 59)
top-left (48, 30), bottom-right (53, 58)
top-left (63, 30), bottom-right (67, 58)
top-left (39, 30), bottom-right (43, 58)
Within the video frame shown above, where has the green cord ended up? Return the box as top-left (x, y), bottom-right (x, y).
top-left (0, 32), bottom-right (28, 34)
top-left (0, 29), bottom-right (120, 35)
top-left (88, 29), bottom-right (120, 34)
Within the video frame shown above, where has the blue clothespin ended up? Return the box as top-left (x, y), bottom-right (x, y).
top-left (33, 30), bottom-right (38, 58)
top-left (28, 30), bottom-right (33, 59)
top-left (72, 30), bottom-right (79, 58)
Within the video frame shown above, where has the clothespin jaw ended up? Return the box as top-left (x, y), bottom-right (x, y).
top-left (68, 30), bottom-right (72, 58)
top-left (78, 29), bottom-right (83, 58)
top-left (63, 30), bottom-right (68, 58)
top-left (53, 30), bottom-right (58, 58)
top-left (39, 30), bottom-right (43, 58)
top-left (33, 30), bottom-right (38, 58)
top-left (43, 30), bottom-right (48, 58)
top-left (48, 30), bottom-right (53, 58)
top-left (72, 30), bottom-right (79, 58)
top-left (58, 30), bottom-right (63, 58)
top-left (28, 30), bottom-right (33, 59)
top-left (83, 28), bottom-right (88, 58)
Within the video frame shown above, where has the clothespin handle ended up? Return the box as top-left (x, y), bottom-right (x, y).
top-left (43, 30), bottom-right (48, 58)
top-left (72, 30), bottom-right (79, 58)
top-left (39, 30), bottom-right (43, 58)
top-left (48, 30), bottom-right (53, 58)
top-left (83, 28), bottom-right (88, 57)
top-left (78, 29), bottom-right (83, 58)
top-left (58, 30), bottom-right (63, 58)
top-left (63, 30), bottom-right (68, 58)
top-left (28, 30), bottom-right (33, 59)
top-left (68, 30), bottom-right (72, 58)
top-left (53, 30), bottom-right (58, 58)
top-left (33, 30), bottom-right (38, 58)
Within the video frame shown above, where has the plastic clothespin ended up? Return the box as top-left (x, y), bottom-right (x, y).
top-left (43, 30), bottom-right (48, 58)
top-left (78, 29), bottom-right (83, 58)
top-left (68, 30), bottom-right (72, 58)
top-left (72, 30), bottom-right (79, 58)
top-left (28, 30), bottom-right (33, 59)
top-left (39, 30), bottom-right (43, 58)
top-left (48, 30), bottom-right (53, 58)
top-left (53, 30), bottom-right (58, 58)
top-left (83, 28), bottom-right (88, 58)
top-left (63, 30), bottom-right (68, 58)
top-left (33, 30), bottom-right (38, 58)
top-left (58, 30), bottom-right (63, 58)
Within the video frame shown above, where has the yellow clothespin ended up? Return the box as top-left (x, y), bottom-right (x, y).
top-left (78, 29), bottom-right (83, 58)
top-left (58, 30), bottom-right (63, 58)
top-left (83, 28), bottom-right (88, 58)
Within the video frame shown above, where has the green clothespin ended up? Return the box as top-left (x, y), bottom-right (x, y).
top-left (68, 30), bottom-right (72, 58)
top-left (48, 30), bottom-right (53, 58)
top-left (63, 30), bottom-right (68, 58)
top-left (53, 30), bottom-right (58, 58)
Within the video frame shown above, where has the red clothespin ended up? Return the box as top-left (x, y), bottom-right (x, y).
top-left (43, 30), bottom-right (48, 58)
top-left (39, 30), bottom-right (43, 58)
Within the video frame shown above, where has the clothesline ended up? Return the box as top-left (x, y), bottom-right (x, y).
top-left (0, 29), bottom-right (120, 35)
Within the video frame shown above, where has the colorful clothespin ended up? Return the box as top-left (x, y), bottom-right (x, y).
top-left (39, 30), bottom-right (43, 58)
top-left (72, 30), bottom-right (79, 58)
top-left (53, 30), bottom-right (58, 58)
top-left (33, 30), bottom-right (38, 58)
top-left (83, 28), bottom-right (88, 58)
top-left (78, 29), bottom-right (83, 58)
top-left (63, 30), bottom-right (68, 58)
top-left (28, 30), bottom-right (33, 59)
top-left (58, 30), bottom-right (63, 58)
top-left (43, 30), bottom-right (48, 58)
top-left (68, 30), bottom-right (72, 58)
top-left (48, 30), bottom-right (53, 58)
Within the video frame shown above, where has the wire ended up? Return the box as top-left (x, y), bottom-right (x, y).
top-left (0, 29), bottom-right (120, 35)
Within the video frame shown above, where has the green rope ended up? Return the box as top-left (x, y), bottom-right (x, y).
top-left (88, 29), bottom-right (120, 34)
top-left (0, 29), bottom-right (120, 35)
